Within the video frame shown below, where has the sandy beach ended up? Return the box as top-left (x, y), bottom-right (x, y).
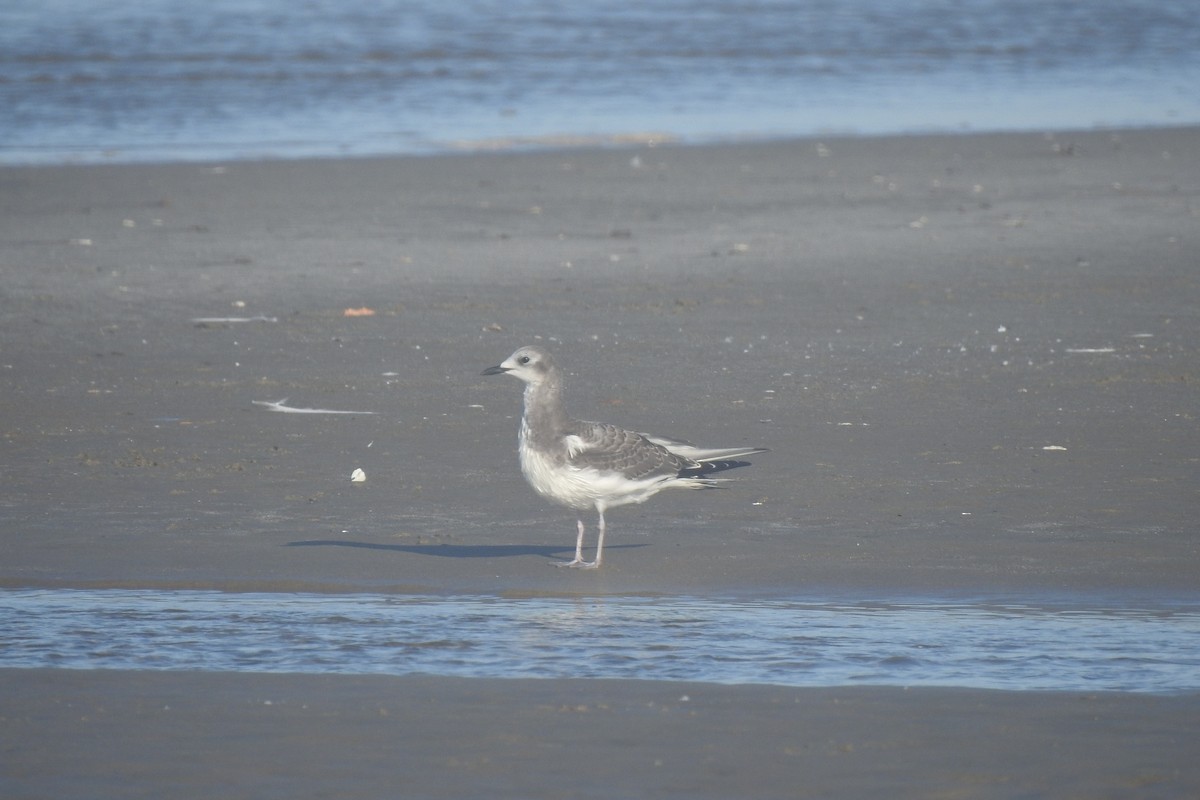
top-left (2, 127), bottom-right (1198, 797)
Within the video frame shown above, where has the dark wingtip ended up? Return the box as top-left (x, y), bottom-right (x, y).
top-left (680, 459), bottom-right (754, 477)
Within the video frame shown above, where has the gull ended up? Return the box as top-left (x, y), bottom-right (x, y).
top-left (482, 345), bottom-right (767, 569)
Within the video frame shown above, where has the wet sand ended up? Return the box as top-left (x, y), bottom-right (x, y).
top-left (4, 669), bottom-right (1198, 800)
top-left (2, 127), bottom-right (1198, 796)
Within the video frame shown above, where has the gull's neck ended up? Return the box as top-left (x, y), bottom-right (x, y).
top-left (521, 370), bottom-right (570, 449)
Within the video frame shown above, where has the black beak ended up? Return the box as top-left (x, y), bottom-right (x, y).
top-left (481, 365), bottom-right (509, 376)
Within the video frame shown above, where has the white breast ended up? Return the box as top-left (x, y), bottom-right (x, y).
top-left (518, 428), bottom-right (593, 510)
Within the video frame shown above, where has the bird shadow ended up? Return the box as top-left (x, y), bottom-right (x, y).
top-left (285, 539), bottom-right (648, 560)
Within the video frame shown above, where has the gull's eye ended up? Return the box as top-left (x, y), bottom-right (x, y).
top-left (518, 355), bottom-right (531, 364)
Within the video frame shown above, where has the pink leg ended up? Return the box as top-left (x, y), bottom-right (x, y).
top-left (554, 518), bottom-right (587, 567)
top-left (577, 505), bottom-right (606, 570)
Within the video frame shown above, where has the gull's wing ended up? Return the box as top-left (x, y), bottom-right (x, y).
top-left (640, 432), bottom-right (769, 462)
top-left (563, 421), bottom-right (693, 481)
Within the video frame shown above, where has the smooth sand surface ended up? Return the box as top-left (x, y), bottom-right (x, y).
top-left (4, 669), bottom-right (1199, 800)
top-left (2, 127), bottom-right (1198, 797)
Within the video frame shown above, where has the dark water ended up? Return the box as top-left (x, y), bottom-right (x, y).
top-left (3, 589), bottom-right (1198, 693)
top-left (2, 0), bottom-right (1197, 164)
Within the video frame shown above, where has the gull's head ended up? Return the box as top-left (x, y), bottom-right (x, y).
top-left (481, 345), bottom-right (555, 385)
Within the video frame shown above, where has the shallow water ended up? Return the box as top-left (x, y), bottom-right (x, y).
top-left (3, 589), bottom-right (1197, 693)
top-left (2, 0), bottom-right (1197, 163)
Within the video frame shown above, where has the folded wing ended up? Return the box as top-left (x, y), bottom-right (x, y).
top-left (564, 421), bottom-right (694, 481)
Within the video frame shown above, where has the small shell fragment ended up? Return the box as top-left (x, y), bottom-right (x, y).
top-left (350, 468), bottom-right (367, 483)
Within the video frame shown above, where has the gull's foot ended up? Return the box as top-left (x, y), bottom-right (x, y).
top-left (553, 559), bottom-right (600, 569)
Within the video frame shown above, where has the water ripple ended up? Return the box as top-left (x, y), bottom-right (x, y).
top-left (1, 589), bottom-right (1197, 693)
top-left (1, 0), bottom-right (1197, 163)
